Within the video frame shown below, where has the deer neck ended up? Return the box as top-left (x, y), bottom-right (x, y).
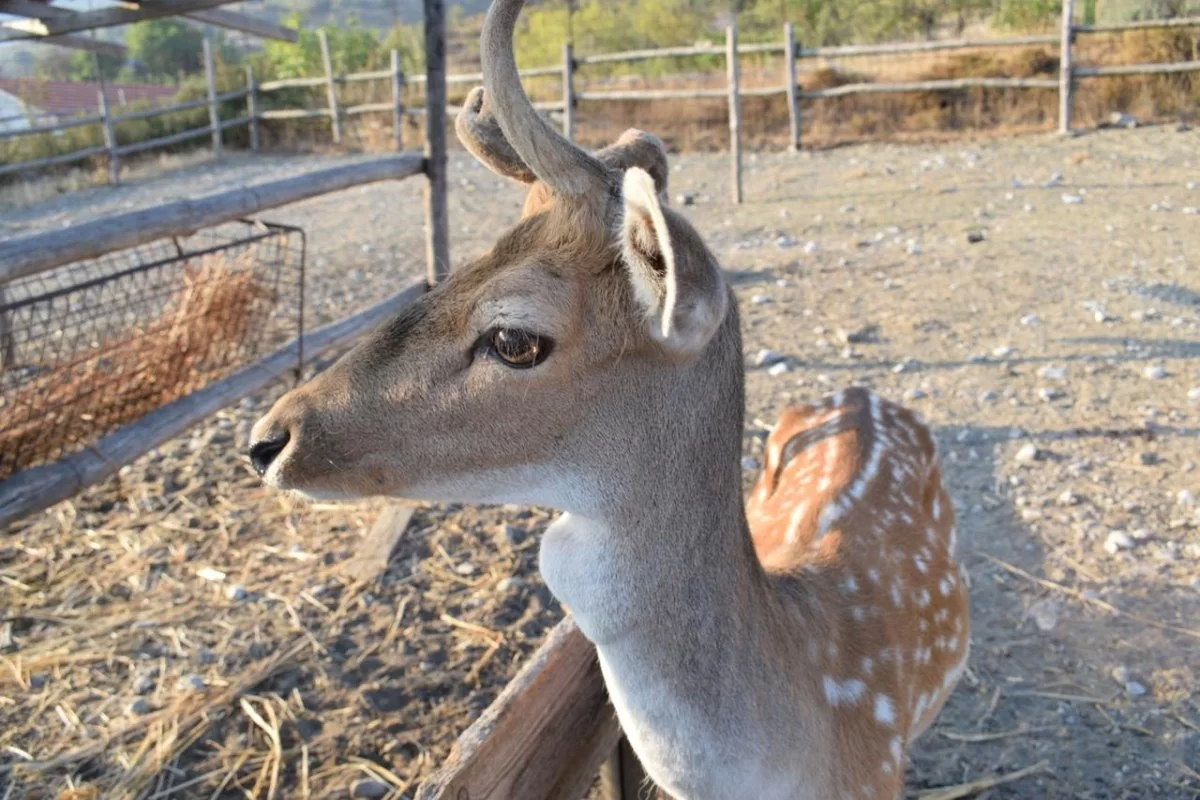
top-left (539, 308), bottom-right (765, 668)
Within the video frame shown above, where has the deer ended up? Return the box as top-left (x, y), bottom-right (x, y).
top-left (246, 0), bottom-right (971, 795)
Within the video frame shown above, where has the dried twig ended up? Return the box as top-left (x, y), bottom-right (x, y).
top-left (918, 760), bottom-right (1051, 800)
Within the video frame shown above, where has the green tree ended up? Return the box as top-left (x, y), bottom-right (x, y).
top-left (67, 50), bottom-right (123, 81)
top-left (127, 19), bottom-right (204, 81)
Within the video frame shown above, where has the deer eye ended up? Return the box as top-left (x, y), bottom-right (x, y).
top-left (488, 328), bottom-right (552, 369)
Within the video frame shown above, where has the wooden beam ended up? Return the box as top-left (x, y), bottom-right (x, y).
top-left (0, 282), bottom-right (426, 529)
top-left (0, 153), bottom-right (424, 284)
top-left (341, 504), bottom-right (417, 584)
top-left (1, 0), bottom-right (244, 39)
top-left (34, 33), bottom-right (126, 56)
top-left (422, 0), bottom-right (449, 283)
top-left (0, 0), bottom-right (71, 20)
top-left (182, 8), bottom-right (297, 42)
top-left (415, 617), bottom-right (621, 800)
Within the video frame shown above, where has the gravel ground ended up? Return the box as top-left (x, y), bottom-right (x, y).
top-left (2, 125), bottom-right (1200, 798)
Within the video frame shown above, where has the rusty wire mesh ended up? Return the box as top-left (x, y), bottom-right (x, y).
top-left (0, 221), bottom-right (305, 481)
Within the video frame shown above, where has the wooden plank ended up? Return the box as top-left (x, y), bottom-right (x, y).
top-left (578, 43), bottom-right (724, 65)
top-left (391, 49), bottom-right (405, 151)
top-left (562, 41), bottom-right (575, 141)
top-left (97, 89), bottom-right (119, 185)
top-left (1, 0), bottom-right (244, 38)
top-left (343, 102), bottom-right (395, 116)
top-left (218, 116), bottom-right (250, 130)
top-left (1076, 15), bottom-right (1200, 32)
top-left (415, 617), bottom-right (621, 800)
top-left (319, 30), bottom-right (342, 144)
top-left (0, 282), bottom-right (426, 529)
top-left (796, 34), bottom-right (1058, 59)
top-left (341, 504), bottom-right (416, 583)
top-left (596, 738), bottom-right (650, 800)
top-left (182, 8), bottom-right (298, 43)
top-left (259, 108), bottom-right (330, 120)
top-left (246, 65), bottom-right (260, 152)
top-left (423, 0), bottom-right (449, 284)
top-left (784, 23), bottom-right (800, 152)
top-left (800, 76), bottom-right (1058, 98)
top-left (28, 32), bottom-right (127, 56)
top-left (0, 145), bottom-right (105, 177)
top-left (0, 154), bottom-right (425, 283)
top-left (0, 284), bottom-right (14, 372)
top-left (110, 97), bottom-right (210, 124)
top-left (577, 89), bottom-right (726, 101)
top-left (1059, 0), bottom-right (1075, 134)
top-left (1075, 60), bottom-right (1200, 77)
top-left (204, 36), bottom-right (222, 155)
top-left (342, 69), bottom-right (393, 82)
top-left (113, 123), bottom-right (210, 156)
top-left (727, 24), bottom-right (742, 205)
top-left (0, 113), bottom-right (102, 141)
top-left (257, 76), bottom-right (326, 91)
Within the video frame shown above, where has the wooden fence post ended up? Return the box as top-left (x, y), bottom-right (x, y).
top-left (391, 49), bottom-right (406, 151)
top-left (1059, 0), bottom-right (1076, 135)
top-left (784, 22), bottom-right (801, 152)
top-left (97, 89), bottom-right (119, 184)
top-left (423, 0), bottom-right (450, 284)
top-left (0, 285), bottom-right (14, 373)
top-left (562, 41), bottom-right (576, 141)
top-left (245, 64), bottom-right (260, 153)
top-left (726, 24), bottom-right (743, 205)
top-left (319, 30), bottom-right (342, 145)
top-left (203, 37), bottom-right (222, 156)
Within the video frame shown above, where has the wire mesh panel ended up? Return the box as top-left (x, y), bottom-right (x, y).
top-left (0, 221), bottom-right (305, 481)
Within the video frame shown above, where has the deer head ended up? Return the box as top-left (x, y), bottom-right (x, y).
top-left (248, 0), bottom-right (740, 521)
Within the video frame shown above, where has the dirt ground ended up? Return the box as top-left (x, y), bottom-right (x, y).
top-left (2, 125), bottom-right (1199, 799)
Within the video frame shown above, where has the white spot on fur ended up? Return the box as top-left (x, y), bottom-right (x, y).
top-left (875, 694), bottom-right (897, 726)
top-left (824, 677), bottom-right (868, 706)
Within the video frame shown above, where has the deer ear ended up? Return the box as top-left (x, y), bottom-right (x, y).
top-left (621, 168), bottom-right (727, 358)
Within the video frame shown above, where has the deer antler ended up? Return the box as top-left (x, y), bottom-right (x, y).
top-left (480, 0), bottom-right (612, 198)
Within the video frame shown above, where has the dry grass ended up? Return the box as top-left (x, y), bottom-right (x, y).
top-left (0, 251), bottom-right (274, 480)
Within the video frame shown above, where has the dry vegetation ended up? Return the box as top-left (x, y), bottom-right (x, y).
top-left (0, 251), bottom-right (277, 481)
top-left (1, 126), bottom-right (1199, 798)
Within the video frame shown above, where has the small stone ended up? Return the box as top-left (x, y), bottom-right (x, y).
top-left (1130, 527), bottom-right (1154, 541)
top-left (742, 456), bottom-right (761, 471)
top-left (775, 235), bottom-right (798, 248)
top-left (1104, 530), bottom-right (1134, 554)
top-left (225, 585), bottom-right (247, 601)
top-left (1178, 490), bottom-right (1196, 506)
top-left (196, 567), bottom-right (226, 583)
top-left (500, 524), bottom-right (525, 546)
top-left (840, 324), bottom-right (881, 344)
top-left (1015, 443), bottom-right (1042, 464)
top-left (992, 345), bottom-right (1015, 358)
top-left (1125, 681), bottom-right (1148, 698)
top-left (978, 390), bottom-right (999, 403)
top-left (754, 349), bottom-right (784, 368)
top-left (966, 231), bottom-right (986, 244)
top-left (128, 698), bottom-right (154, 716)
top-left (1044, 171), bottom-right (1064, 187)
top-left (496, 577), bottom-right (524, 593)
top-left (1189, 387), bottom-right (1200, 403)
top-left (351, 779), bottom-right (391, 799)
top-left (360, 243), bottom-right (373, 254)
top-left (133, 674), bottom-right (156, 695)
top-left (1028, 599), bottom-right (1060, 632)
top-left (1038, 366), bottom-right (1067, 381)
top-left (1138, 452), bottom-right (1160, 466)
top-left (903, 388), bottom-right (927, 401)
top-left (178, 674), bottom-right (206, 692)
top-left (1111, 665), bottom-right (1132, 683)
top-left (767, 362), bottom-right (790, 376)
top-left (905, 239), bottom-right (921, 255)
top-left (676, 193), bottom-right (695, 206)
top-left (1038, 387), bottom-right (1065, 402)
top-left (1061, 193), bottom-right (1084, 204)
top-left (455, 562), bottom-right (477, 576)
top-left (1144, 365), bottom-right (1168, 380)
top-left (1057, 489), bottom-right (1079, 506)
top-left (1020, 314), bottom-right (1040, 326)
top-left (803, 240), bottom-right (819, 254)
top-left (1183, 207), bottom-right (1199, 215)
top-left (751, 294), bottom-right (771, 305)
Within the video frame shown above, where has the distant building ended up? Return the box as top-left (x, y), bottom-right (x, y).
top-left (0, 78), bottom-right (179, 132)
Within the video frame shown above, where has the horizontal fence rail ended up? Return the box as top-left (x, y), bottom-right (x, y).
top-left (0, 153), bottom-right (424, 283)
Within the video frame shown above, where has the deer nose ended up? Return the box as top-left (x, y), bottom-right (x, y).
top-left (249, 431), bottom-right (290, 477)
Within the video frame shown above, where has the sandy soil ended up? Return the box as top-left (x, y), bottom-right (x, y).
top-left (2, 125), bottom-right (1199, 799)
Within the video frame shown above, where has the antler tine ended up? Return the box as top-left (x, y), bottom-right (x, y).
top-left (480, 0), bottom-right (612, 198)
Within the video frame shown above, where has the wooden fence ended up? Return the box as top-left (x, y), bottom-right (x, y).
top-left (4, 13), bottom-right (1200, 197)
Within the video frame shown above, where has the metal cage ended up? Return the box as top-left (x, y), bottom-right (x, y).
top-left (0, 220), bottom-right (305, 481)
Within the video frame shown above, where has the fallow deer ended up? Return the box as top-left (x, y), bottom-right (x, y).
top-left (247, 0), bottom-right (971, 795)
